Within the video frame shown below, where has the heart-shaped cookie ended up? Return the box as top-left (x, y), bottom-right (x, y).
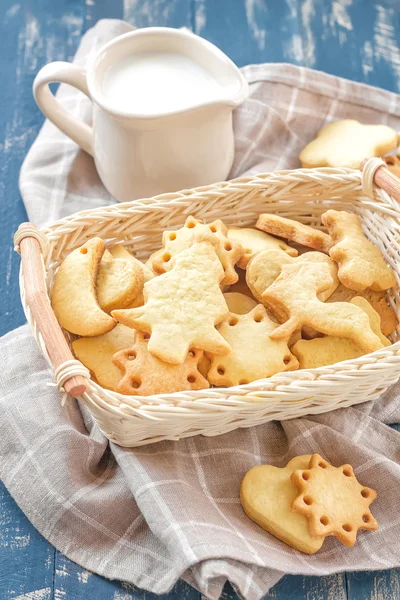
top-left (240, 455), bottom-right (325, 554)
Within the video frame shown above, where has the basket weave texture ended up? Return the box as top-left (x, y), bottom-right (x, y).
top-left (20, 168), bottom-right (400, 447)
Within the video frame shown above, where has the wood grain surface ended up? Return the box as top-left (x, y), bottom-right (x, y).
top-left (1, 0), bottom-right (400, 598)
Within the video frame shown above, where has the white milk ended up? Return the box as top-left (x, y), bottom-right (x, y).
top-left (103, 51), bottom-right (223, 114)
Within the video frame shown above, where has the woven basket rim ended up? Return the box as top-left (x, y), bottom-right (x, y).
top-left (21, 166), bottom-right (400, 412)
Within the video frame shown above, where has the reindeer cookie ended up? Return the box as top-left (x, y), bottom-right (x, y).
top-left (292, 297), bottom-right (390, 369)
top-left (322, 210), bottom-right (396, 291)
top-left (262, 261), bottom-right (384, 353)
top-left (246, 249), bottom-right (339, 305)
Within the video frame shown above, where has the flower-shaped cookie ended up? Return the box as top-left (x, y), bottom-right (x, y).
top-left (113, 333), bottom-right (209, 395)
top-left (300, 119), bottom-right (397, 169)
top-left (291, 454), bottom-right (378, 546)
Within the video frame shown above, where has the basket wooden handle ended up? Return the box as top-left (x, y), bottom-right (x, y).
top-left (16, 223), bottom-right (88, 397)
top-left (360, 158), bottom-right (400, 202)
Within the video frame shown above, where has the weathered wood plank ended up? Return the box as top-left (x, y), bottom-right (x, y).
top-left (194, 0), bottom-right (400, 93)
top-left (347, 569), bottom-right (400, 600)
top-left (0, 481), bottom-right (55, 600)
top-left (124, 0), bottom-right (192, 29)
top-left (54, 552), bottom-right (201, 600)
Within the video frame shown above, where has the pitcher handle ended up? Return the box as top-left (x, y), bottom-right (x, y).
top-left (33, 61), bottom-right (94, 156)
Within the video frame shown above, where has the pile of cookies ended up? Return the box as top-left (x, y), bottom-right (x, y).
top-left (240, 453), bottom-right (378, 554)
top-left (50, 209), bottom-right (397, 396)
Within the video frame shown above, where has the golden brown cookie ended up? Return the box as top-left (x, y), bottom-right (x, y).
top-left (322, 210), bottom-right (396, 292)
top-left (262, 261), bottom-right (384, 353)
top-left (97, 250), bottom-right (144, 313)
top-left (241, 455), bottom-right (325, 555)
top-left (327, 284), bottom-right (398, 337)
top-left (227, 226), bottom-right (297, 268)
top-left (51, 237), bottom-right (116, 337)
top-left (292, 297), bottom-right (390, 369)
top-left (150, 215), bottom-right (244, 286)
top-left (256, 214), bottom-right (332, 253)
top-left (207, 305), bottom-right (298, 386)
top-left (112, 233), bottom-right (231, 364)
top-left (72, 324), bottom-right (135, 391)
top-left (299, 120), bottom-right (397, 169)
top-left (291, 454), bottom-right (378, 547)
top-left (246, 249), bottom-right (338, 304)
top-left (113, 333), bottom-right (209, 395)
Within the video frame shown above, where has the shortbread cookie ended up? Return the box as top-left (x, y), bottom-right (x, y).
top-left (151, 215), bottom-right (244, 285)
top-left (291, 453), bottom-right (378, 547)
top-left (328, 284), bottom-right (398, 336)
top-left (97, 250), bottom-right (144, 313)
top-left (207, 305), bottom-right (298, 386)
top-left (299, 119), bottom-right (397, 169)
top-left (263, 261), bottom-right (384, 353)
top-left (109, 244), bottom-right (155, 282)
top-left (256, 214), bottom-right (332, 253)
top-left (322, 210), bottom-right (396, 292)
top-left (292, 297), bottom-right (390, 369)
top-left (227, 227), bottom-right (297, 268)
top-left (246, 249), bottom-right (338, 304)
top-left (52, 237), bottom-right (116, 337)
top-left (113, 333), bottom-right (209, 395)
top-left (112, 234), bottom-right (231, 364)
top-left (72, 324), bottom-right (135, 391)
top-left (241, 455), bottom-right (325, 555)
top-left (110, 246), bottom-right (155, 310)
top-left (223, 292), bottom-right (258, 314)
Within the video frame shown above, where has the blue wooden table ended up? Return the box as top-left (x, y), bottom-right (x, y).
top-left (1, 1), bottom-right (400, 598)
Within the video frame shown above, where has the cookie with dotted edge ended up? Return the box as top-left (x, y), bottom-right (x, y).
top-left (291, 453), bottom-right (378, 546)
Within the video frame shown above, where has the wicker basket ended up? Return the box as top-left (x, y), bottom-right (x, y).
top-left (15, 162), bottom-right (400, 447)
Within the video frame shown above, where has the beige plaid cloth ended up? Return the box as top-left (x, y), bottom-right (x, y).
top-left (1, 19), bottom-right (400, 600)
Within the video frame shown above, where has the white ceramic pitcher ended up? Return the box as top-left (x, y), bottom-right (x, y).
top-left (33, 28), bottom-right (249, 202)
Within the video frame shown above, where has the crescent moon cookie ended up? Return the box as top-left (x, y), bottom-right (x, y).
top-left (322, 210), bottom-right (396, 292)
top-left (97, 250), bottom-right (144, 313)
top-left (262, 260), bottom-right (384, 353)
top-left (299, 119), bottom-right (397, 169)
top-left (207, 305), bottom-right (298, 387)
top-left (108, 244), bottom-right (154, 309)
top-left (150, 215), bottom-right (244, 286)
top-left (240, 455), bottom-right (325, 555)
top-left (51, 237), bottom-right (116, 337)
top-left (291, 454), bottom-right (378, 547)
top-left (112, 333), bottom-right (209, 395)
top-left (256, 214), bottom-right (333, 253)
top-left (112, 232), bottom-right (231, 364)
top-left (227, 226), bottom-right (297, 268)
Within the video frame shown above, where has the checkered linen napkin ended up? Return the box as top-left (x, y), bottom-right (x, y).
top-left (2, 18), bottom-right (400, 600)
